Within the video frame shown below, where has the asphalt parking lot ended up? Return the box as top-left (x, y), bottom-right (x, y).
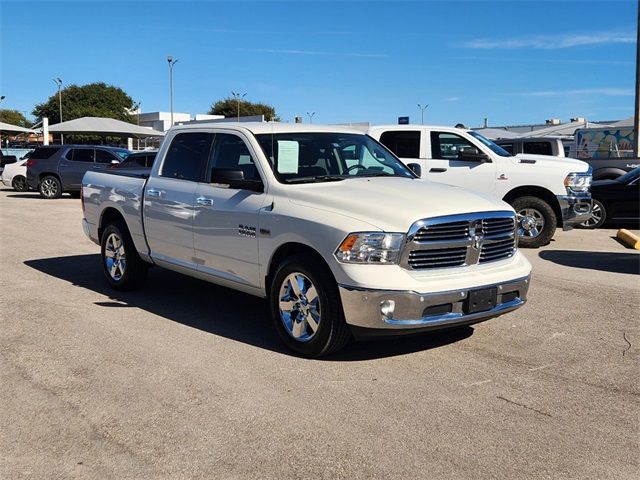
top-left (1, 188), bottom-right (638, 479)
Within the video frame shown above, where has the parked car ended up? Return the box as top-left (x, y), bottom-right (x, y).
top-left (495, 137), bottom-right (567, 157)
top-left (26, 145), bottom-right (129, 198)
top-left (111, 150), bottom-right (157, 169)
top-left (1, 158), bottom-right (29, 191)
top-left (368, 125), bottom-right (592, 248)
top-left (581, 167), bottom-right (640, 228)
top-left (82, 123), bottom-right (532, 357)
top-left (0, 150), bottom-right (18, 174)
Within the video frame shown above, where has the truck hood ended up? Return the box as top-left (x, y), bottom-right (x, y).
top-left (285, 177), bottom-right (512, 232)
top-left (514, 153), bottom-right (590, 173)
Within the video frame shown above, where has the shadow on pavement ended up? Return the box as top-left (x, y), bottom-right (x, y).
top-left (538, 250), bottom-right (640, 275)
top-left (24, 254), bottom-right (473, 361)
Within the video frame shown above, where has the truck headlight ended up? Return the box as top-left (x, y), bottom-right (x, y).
top-left (335, 232), bottom-right (405, 264)
top-left (564, 172), bottom-right (592, 194)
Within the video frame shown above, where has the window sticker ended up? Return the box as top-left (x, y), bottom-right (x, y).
top-left (277, 140), bottom-right (299, 174)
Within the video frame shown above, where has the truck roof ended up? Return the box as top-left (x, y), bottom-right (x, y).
top-left (169, 122), bottom-right (367, 136)
top-left (367, 124), bottom-right (472, 134)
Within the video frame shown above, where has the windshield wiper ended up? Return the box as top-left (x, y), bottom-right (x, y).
top-left (284, 175), bottom-right (347, 184)
top-left (357, 172), bottom-right (396, 178)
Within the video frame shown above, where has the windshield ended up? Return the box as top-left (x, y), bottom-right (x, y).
top-left (255, 132), bottom-right (415, 183)
top-left (114, 149), bottom-right (130, 159)
top-left (468, 131), bottom-right (512, 157)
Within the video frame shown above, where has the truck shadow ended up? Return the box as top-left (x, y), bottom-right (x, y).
top-left (538, 250), bottom-right (640, 275)
top-left (24, 254), bottom-right (472, 361)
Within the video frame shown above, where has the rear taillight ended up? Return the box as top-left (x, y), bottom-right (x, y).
top-left (25, 159), bottom-right (38, 168)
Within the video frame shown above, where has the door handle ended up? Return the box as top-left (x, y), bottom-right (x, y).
top-left (147, 189), bottom-right (164, 197)
top-left (196, 197), bottom-right (214, 206)
top-left (430, 168), bottom-right (448, 173)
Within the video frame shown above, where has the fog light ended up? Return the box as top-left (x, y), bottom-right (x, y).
top-left (380, 300), bottom-right (395, 321)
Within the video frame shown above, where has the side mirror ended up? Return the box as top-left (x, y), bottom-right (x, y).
top-left (458, 147), bottom-right (490, 162)
top-left (212, 168), bottom-right (264, 193)
top-left (111, 159), bottom-right (120, 165)
top-left (407, 163), bottom-right (422, 177)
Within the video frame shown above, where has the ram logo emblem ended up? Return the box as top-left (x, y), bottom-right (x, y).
top-left (469, 221), bottom-right (484, 250)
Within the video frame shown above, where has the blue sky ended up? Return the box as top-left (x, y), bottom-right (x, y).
top-left (1, 0), bottom-right (637, 127)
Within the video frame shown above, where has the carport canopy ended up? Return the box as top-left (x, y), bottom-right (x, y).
top-left (0, 121), bottom-right (35, 134)
top-left (48, 116), bottom-right (164, 138)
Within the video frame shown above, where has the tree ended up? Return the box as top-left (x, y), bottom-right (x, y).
top-left (32, 82), bottom-right (135, 124)
top-left (0, 109), bottom-right (30, 128)
top-left (208, 97), bottom-right (279, 121)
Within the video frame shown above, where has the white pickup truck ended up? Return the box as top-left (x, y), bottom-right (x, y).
top-left (82, 123), bottom-right (531, 357)
top-left (368, 125), bottom-right (592, 248)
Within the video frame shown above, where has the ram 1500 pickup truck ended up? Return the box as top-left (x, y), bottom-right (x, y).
top-left (82, 123), bottom-right (532, 357)
top-left (368, 125), bottom-right (592, 248)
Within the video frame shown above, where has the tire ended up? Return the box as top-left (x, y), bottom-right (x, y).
top-left (12, 175), bottom-right (27, 192)
top-left (100, 221), bottom-right (148, 291)
top-left (511, 196), bottom-right (557, 248)
top-left (39, 175), bottom-right (62, 199)
top-left (580, 199), bottom-right (606, 229)
top-left (269, 254), bottom-right (351, 358)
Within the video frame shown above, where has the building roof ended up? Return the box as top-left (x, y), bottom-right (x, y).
top-left (0, 121), bottom-right (35, 134)
top-left (473, 128), bottom-right (520, 140)
top-left (513, 120), bottom-right (611, 139)
top-left (48, 116), bottom-right (164, 137)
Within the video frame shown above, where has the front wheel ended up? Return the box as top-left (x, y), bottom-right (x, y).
top-left (270, 254), bottom-right (351, 358)
top-left (580, 199), bottom-right (606, 229)
top-left (511, 196), bottom-right (557, 248)
top-left (100, 221), bottom-right (148, 290)
top-left (12, 175), bottom-right (27, 192)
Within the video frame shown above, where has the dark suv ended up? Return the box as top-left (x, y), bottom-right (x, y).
top-left (26, 145), bottom-right (129, 198)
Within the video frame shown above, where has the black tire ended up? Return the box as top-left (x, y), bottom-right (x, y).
top-left (39, 175), bottom-right (62, 199)
top-left (511, 196), bottom-right (557, 248)
top-left (580, 199), bottom-right (606, 229)
top-left (269, 254), bottom-right (351, 358)
top-left (12, 175), bottom-right (27, 192)
top-left (100, 221), bottom-right (148, 291)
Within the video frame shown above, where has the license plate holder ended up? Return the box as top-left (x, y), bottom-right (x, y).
top-left (465, 288), bottom-right (498, 314)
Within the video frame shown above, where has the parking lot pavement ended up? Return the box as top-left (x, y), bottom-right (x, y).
top-left (1, 188), bottom-right (638, 479)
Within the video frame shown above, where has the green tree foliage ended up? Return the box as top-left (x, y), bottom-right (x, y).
top-left (32, 82), bottom-right (135, 124)
top-left (0, 109), bottom-right (30, 128)
top-left (208, 97), bottom-right (279, 121)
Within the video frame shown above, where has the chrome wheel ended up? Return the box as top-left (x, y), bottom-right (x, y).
top-left (581, 202), bottom-right (603, 228)
top-left (278, 272), bottom-right (320, 342)
top-left (104, 233), bottom-right (126, 281)
top-left (517, 208), bottom-right (545, 238)
top-left (41, 178), bottom-right (58, 198)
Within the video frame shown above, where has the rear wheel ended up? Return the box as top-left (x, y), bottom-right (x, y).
top-left (580, 199), bottom-right (606, 229)
top-left (511, 196), bottom-right (557, 248)
top-left (39, 175), bottom-right (62, 199)
top-left (100, 221), bottom-right (148, 290)
top-left (12, 175), bottom-right (27, 192)
top-left (270, 254), bottom-right (351, 357)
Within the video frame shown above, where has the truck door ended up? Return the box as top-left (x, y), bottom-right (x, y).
top-left (143, 131), bottom-right (214, 269)
top-left (423, 131), bottom-right (497, 196)
top-left (193, 132), bottom-right (270, 288)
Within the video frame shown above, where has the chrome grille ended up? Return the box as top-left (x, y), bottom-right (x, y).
top-left (402, 212), bottom-right (517, 270)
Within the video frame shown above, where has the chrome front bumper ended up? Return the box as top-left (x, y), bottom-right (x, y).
top-left (338, 275), bottom-right (530, 334)
top-left (557, 194), bottom-right (592, 230)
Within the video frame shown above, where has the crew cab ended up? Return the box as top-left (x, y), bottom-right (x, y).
top-left (82, 123), bottom-right (532, 357)
top-left (368, 125), bottom-right (592, 248)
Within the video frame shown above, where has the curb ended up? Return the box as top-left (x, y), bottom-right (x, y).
top-left (616, 229), bottom-right (640, 250)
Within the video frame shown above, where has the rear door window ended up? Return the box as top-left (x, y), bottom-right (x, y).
top-left (379, 130), bottom-right (420, 158)
top-left (523, 142), bottom-right (553, 156)
top-left (161, 132), bottom-right (214, 182)
top-left (68, 148), bottom-right (95, 162)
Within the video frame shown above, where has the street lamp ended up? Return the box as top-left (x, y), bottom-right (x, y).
top-left (306, 111), bottom-right (316, 124)
top-left (53, 78), bottom-right (64, 144)
top-left (167, 56), bottom-right (178, 126)
top-left (418, 103), bottom-right (429, 125)
top-left (0, 95), bottom-right (5, 103)
top-left (231, 91), bottom-right (246, 121)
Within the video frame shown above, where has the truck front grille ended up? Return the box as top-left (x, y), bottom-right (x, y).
top-left (402, 212), bottom-right (516, 270)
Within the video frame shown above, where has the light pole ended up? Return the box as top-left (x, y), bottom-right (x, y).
top-left (306, 111), bottom-right (316, 124)
top-left (132, 101), bottom-right (142, 150)
top-left (53, 78), bottom-right (64, 144)
top-left (418, 103), bottom-right (429, 125)
top-left (231, 91), bottom-right (246, 121)
top-left (167, 56), bottom-right (178, 127)
top-left (0, 96), bottom-right (4, 147)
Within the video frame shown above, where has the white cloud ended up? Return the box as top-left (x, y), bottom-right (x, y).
top-left (460, 32), bottom-right (635, 49)
top-left (511, 88), bottom-right (634, 97)
top-left (444, 96), bottom-right (461, 102)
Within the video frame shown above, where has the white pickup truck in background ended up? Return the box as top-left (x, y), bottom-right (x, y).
top-left (82, 123), bottom-right (531, 357)
top-left (368, 125), bottom-right (593, 248)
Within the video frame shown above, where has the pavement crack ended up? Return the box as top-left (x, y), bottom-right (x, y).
top-left (622, 331), bottom-right (632, 358)
top-left (496, 395), bottom-right (553, 418)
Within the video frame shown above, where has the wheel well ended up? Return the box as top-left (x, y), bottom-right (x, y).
top-left (98, 207), bottom-right (127, 243)
top-left (265, 242), bottom-right (334, 293)
top-left (502, 186), bottom-right (562, 226)
top-left (38, 172), bottom-right (61, 184)
top-left (592, 168), bottom-right (627, 180)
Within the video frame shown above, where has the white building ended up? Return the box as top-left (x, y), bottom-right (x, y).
top-left (134, 112), bottom-right (225, 132)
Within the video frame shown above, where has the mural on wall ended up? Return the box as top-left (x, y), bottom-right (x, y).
top-left (576, 128), bottom-right (634, 159)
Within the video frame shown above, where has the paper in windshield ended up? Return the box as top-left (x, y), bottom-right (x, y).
top-left (277, 140), bottom-right (299, 174)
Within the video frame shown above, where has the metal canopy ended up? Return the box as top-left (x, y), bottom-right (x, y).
top-left (0, 121), bottom-right (35, 134)
top-left (48, 116), bottom-right (164, 137)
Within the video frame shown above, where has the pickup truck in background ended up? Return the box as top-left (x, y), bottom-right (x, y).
top-left (369, 125), bottom-right (592, 248)
top-left (494, 137), bottom-right (567, 158)
top-left (82, 123), bottom-right (532, 357)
